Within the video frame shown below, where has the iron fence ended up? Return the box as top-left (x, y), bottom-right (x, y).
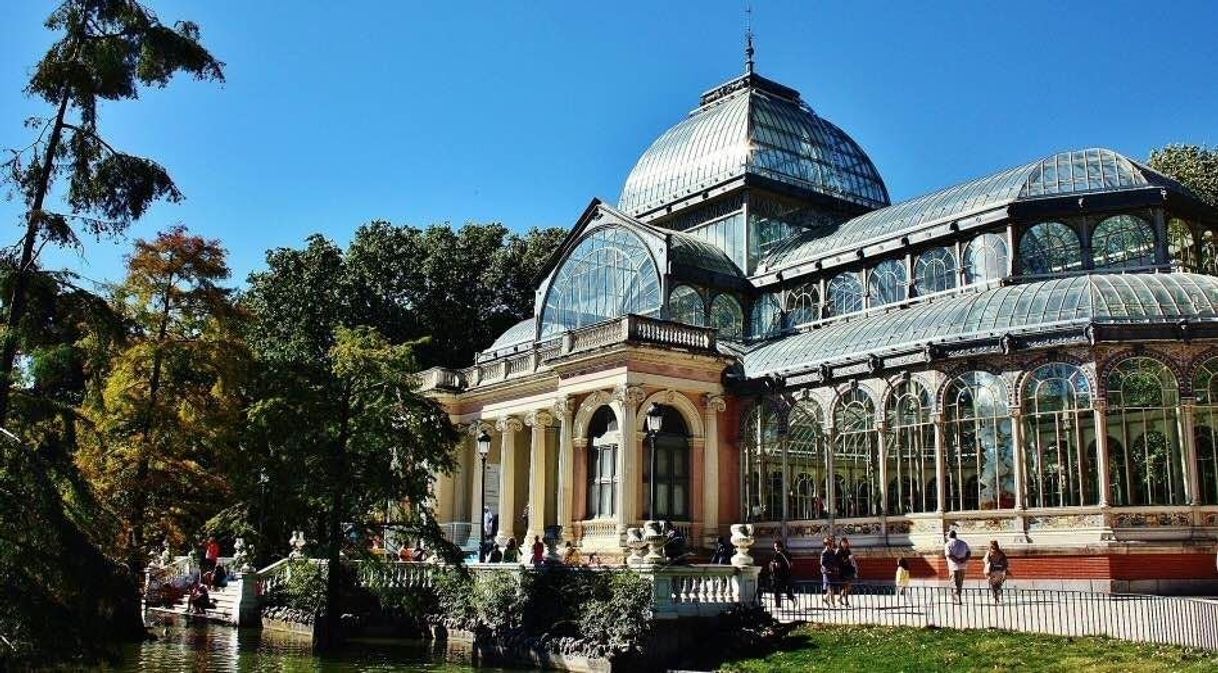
top-left (757, 580), bottom-right (1218, 651)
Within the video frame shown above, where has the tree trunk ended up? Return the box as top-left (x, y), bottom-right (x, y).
top-left (318, 385), bottom-right (352, 652)
top-left (0, 92), bottom-right (71, 427)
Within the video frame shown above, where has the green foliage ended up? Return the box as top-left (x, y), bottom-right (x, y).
top-left (470, 569), bottom-right (532, 632)
top-left (721, 624), bottom-right (1218, 673)
top-left (264, 560), bottom-right (328, 615)
top-left (576, 570), bottom-right (653, 650)
top-left (1150, 144), bottom-right (1218, 209)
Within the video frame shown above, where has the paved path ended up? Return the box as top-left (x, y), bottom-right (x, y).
top-left (760, 587), bottom-right (1218, 650)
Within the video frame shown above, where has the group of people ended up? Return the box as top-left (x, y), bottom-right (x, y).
top-left (481, 535), bottom-right (547, 565)
top-left (943, 531), bottom-right (1011, 604)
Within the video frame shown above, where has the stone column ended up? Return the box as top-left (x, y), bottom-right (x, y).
top-left (525, 409), bottom-right (555, 543)
top-left (467, 424), bottom-right (487, 541)
top-left (433, 439), bottom-right (457, 524)
top-left (554, 396), bottom-right (575, 539)
top-left (495, 416), bottom-right (523, 547)
top-left (615, 385), bottom-right (646, 534)
top-left (1093, 400), bottom-right (1112, 507)
top-left (703, 394), bottom-right (726, 545)
top-left (1181, 399), bottom-right (1200, 506)
top-left (1010, 409), bottom-right (1025, 511)
top-left (933, 413), bottom-right (947, 513)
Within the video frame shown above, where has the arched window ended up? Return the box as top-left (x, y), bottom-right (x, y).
top-left (1105, 358), bottom-right (1185, 506)
top-left (541, 226), bottom-right (661, 337)
top-left (642, 406), bottom-right (690, 520)
top-left (885, 380), bottom-right (936, 514)
top-left (914, 247), bottom-right (956, 296)
top-left (1168, 218), bottom-right (1198, 272)
top-left (1021, 363), bottom-right (1096, 508)
top-left (827, 271), bottom-right (863, 317)
top-left (870, 259), bottom-right (908, 306)
top-left (1093, 214), bottom-right (1154, 270)
top-left (1019, 222), bottom-right (1082, 275)
top-left (962, 233), bottom-right (1009, 285)
top-left (788, 399), bottom-right (828, 520)
top-left (833, 389), bottom-right (879, 518)
top-left (710, 294), bottom-right (744, 341)
top-left (944, 371), bottom-right (1013, 511)
top-left (785, 283), bottom-right (821, 327)
top-left (586, 407), bottom-right (620, 519)
top-left (750, 293), bottom-right (783, 339)
top-left (668, 284), bottom-right (705, 326)
top-left (741, 399), bottom-right (784, 521)
top-left (1193, 357), bottom-right (1218, 505)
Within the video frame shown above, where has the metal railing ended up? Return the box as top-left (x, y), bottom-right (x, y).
top-left (757, 581), bottom-right (1218, 650)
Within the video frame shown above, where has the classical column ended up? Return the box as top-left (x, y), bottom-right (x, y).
top-left (1093, 400), bottom-right (1112, 507)
top-left (1181, 399), bottom-right (1200, 506)
top-left (525, 409), bottom-right (555, 543)
top-left (553, 396), bottom-right (575, 539)
top-left (467, 424), bottom-right (486, 541)
top-left (703, 394), bottom-right (726, 544)
top-left (615, 385), bottom-right (646, 533)
top-left (1010, 409), bottom-right (1025, 511)
top-left (495, 416), bottom-right (523, 547)
top-left (932, 413), bottom-right (947, 513)
top-left (433, 445), bottom-right (456, 524)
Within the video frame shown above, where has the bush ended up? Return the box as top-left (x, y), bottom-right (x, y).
top-left (263, 560), bottom-right (327, 616)
top-left (578, 570), bottom-right (652, 651)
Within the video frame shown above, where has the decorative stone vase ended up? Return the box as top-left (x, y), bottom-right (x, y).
top-left (232, 537), bottom-right (251, 573)
top-left (729, 523), bottom-right (755, 568)
top-left (642, 520), bottom-right (666, 564)
top-left (625, 527), bottom-right (647, 566)
top-left (288, 530), bottom-right (308, 560)
top-left (543, 524), bottom-right (563, 562)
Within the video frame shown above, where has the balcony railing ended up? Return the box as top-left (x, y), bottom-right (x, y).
top-left (418, 315), bottom-right (718, 393)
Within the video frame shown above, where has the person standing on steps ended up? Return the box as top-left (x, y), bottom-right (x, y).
top-left (944, 530), bottom-right (971, 604)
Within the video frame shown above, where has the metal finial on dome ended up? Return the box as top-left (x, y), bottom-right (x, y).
top-left (744, 2), bottom-right (755, 74)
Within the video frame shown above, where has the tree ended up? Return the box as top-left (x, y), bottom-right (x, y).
top-left (1149, 144), bottom-right (1218, 209)
top-left (77, 226), bottom-right (245, 563)
top-left (0, 0), bottom-right (224, 426)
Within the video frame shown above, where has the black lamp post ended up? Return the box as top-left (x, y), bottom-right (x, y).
top-left (476, 429), bottom-right (491, 562)
top-left (644, 403), bottom-right (664, 520)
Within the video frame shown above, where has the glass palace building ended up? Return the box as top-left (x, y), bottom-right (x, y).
top-left (420, 67), bottom-right (1218, 590)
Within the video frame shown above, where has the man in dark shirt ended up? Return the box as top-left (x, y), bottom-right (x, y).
top-left (819, 536), bottom-right (839, 606)
top-left (769, 540), bottom-right (795, 607)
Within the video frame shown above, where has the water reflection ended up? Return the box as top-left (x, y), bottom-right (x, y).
top-left (107, 624), bottom-right (523, 672)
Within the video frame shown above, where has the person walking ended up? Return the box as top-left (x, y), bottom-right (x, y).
top-left (819, 536), bottom-right (839, 606)
top-left (836, 537), bottom-right (858, 606)
top-left (982, 540), bottom-right (1010, 603)
top-left (944, 530), bottom-right (971, 604)
top-left (769, 540), bottom-right (796, 608)
top-left (531, 535), bottom-right (545, 566)
top-left (895, 557), bottom-right (911, 603)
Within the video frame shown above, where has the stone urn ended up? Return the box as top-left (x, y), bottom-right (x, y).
top-left (232, 537), bottom-right (254, 573)
top-left (624, 527), bottom-right (647, 566)
top-left (288, 530), bottom-right (308, 560)
top-left (642, 520), bottom-right (666, 564)
top-left (543, 525), bottom-right (563, 562)
top-left (729, 523), bottom-right (755, 568)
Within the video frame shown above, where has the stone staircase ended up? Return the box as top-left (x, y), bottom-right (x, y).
top-left (162, 581), bottom-right (241, 624)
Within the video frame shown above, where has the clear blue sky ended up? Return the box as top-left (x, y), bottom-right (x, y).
top-left (2, 1), bottom-right (1217, 287)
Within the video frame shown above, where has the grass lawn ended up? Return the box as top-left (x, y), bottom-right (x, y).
top-left (721, 625), bottom-right (1218, 673)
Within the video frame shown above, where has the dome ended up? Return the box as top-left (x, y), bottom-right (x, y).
top-left (619, 73), bottom-right (890, 217)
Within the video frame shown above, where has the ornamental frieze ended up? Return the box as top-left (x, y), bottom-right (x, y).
top-left (1111, 512), bottom-right (1191, 528)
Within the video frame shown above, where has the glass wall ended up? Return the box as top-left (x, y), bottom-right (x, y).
top-left (750, 293), bottom-right (784, 339)
top-left (668, 284), bottom-right (706, 326)
top-left (710, 293), bottom-right (744, 340)
top-left (914, 247), bottom-right (956, 296)
top-left (1021, 363), bottom-right (1097, 507)
top-left (1194, 357), bottom-right (1218, 505)
top-left (785, 282), bottom-right (820, 327)
top-left (541, 226), bottom-right (661, 338)
top-left (741, 400), bottom-right (784, 521)
top-left (827, 271), bottom-right (864, 316)
top-left (1093, 215), bottom-right (1155, 270)
top-left (1106, 358), bottom-right (1186, 506)
top-left (1019, 222), bottom-right (1083, 275)
top-left (885, 379), bottom-right (936, 514)
top-left (870, 259), bottom-right (908, 306)
top-left (788, 399), bottom-right (828, 520)
top-left (944, 371), bottom-right (1014, 511)
top-left (963, 233), bottom-right (1009, 285)
top-left (833, 389), bottom-right (879, 518)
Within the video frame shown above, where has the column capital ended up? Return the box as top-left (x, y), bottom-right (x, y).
top-left (1009, 408), bottom-right (1023, 419)
top-left (1093, 399), bottom-right (1109, 413)
top-left (466, 420), bottom-right (495, 437)
top-left (496, 416), bottom-right (523, 433)
top-left (614, 384), bottom-right (647, 408)
top-left (525, 409), bottom-right (555, 428)
top-left (552, 395), bottom-right (575, 417)
top-left (704, 394), bottom-right (727, 414)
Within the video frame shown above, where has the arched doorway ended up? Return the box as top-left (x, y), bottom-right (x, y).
top-left (643, 405), bottom-right (691, 520)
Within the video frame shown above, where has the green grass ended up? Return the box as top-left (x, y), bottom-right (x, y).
top-left (721, 625), bottom-right (1218, 673)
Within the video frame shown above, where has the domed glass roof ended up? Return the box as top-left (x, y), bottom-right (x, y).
top-left (619, 73), bottom-right (890, 217)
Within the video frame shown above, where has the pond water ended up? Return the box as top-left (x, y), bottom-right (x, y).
top-left (104, 624), bottom-right (528, 672)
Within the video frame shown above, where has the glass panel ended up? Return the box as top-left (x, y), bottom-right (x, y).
top-left (1021, 363), bottom-right (1096, 507)
top-left (741, 399), bottom-right (784, 521)
top-left (870, 259), bottom-right (908, 306)
top-left (1194, 357), bottom-right (1218, 505)
top-left (668, 284), bottom-right (706, 326)
top-left (963, 233), bottom-right (1009, 284)
top-left (788, 399), bottom-right (828, 520)
top-left (1105, 358), bottom-right (1185, 506)
top-left (914, 247), bottom-right (956, 296)
top-left (785, 282), bottom-right (820, 327)
top-left (541, 226), bottom-right (661, 337)
top-left (1168, 218), bottom-right (1197, 271)
top-left (885, 380), bottom-right (936, 514)
top-left (750, 293), bottom-right (783, 339)
top-left (1093, 214), bottom-right (1155, 270)
top-left (1019, 222), bottom-right (1083, 275)
top-left (710, 293), bottom-right (744, 341)
top-left (827, 271), bottom-right (863, 316)
top-left (833, 389), bottom-right (879, 518)
top-left (944, 371), bottom-right (1014, 511)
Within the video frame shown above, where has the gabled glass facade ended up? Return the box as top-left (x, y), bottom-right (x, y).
top-left (540, 226), bottom-right (661, 338)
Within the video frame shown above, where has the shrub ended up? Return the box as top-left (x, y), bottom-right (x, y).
top-left (578, 570), bottom-right (652, 651)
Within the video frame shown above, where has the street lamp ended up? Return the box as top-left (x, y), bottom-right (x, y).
top-left (644, 403), bottom-right (664, 520)
top-left (476, 429), bottom-right (491, 562)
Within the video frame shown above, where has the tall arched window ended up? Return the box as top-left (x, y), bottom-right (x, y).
top-left (1168, 218), bottom-right (1198, 272)
top-left (586, 407), bottom-right (620, 519)
top-left (944, 371), bottom-right (1014, 511)
top-left (668, 284), bottom-right (705, 326)
top-left (710, 294), bottom-right (744, 341)
top-left (962, 233), bottom-right (1009, 285)
top-left (1020, 222), bottom-right (1082, 275)
top-left (827, 271), bottom-right (863, 317)
top-left (750, 293), bottom-right (783, 339)
top-left (741, 399), bottom-right (784, 521)
top-left (642, 406), bottom-right (691, 520)
top-left (1093, 214), bottom-right (1155, 270)
top-left (870, 259), bottom-right (908, 306)
top-left (1105, 358), bottom-right (1185, 506)
top-left (785, 283), bottom-right (821, 327)
top-left (1194, 357), bottom-right (1218, 505)
top-left (914, 247), bottom-right (956, 296)
top-left (885, 380), bottom-right (936, 514)
top-left (788, 399), bottom-right (828, 520)
top-left (1022, 363), bottom-right (1096, 508)
top-left (833, 389), bottom-right (879, 518)
top-left (541, 226), bottom-right (661, 337)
